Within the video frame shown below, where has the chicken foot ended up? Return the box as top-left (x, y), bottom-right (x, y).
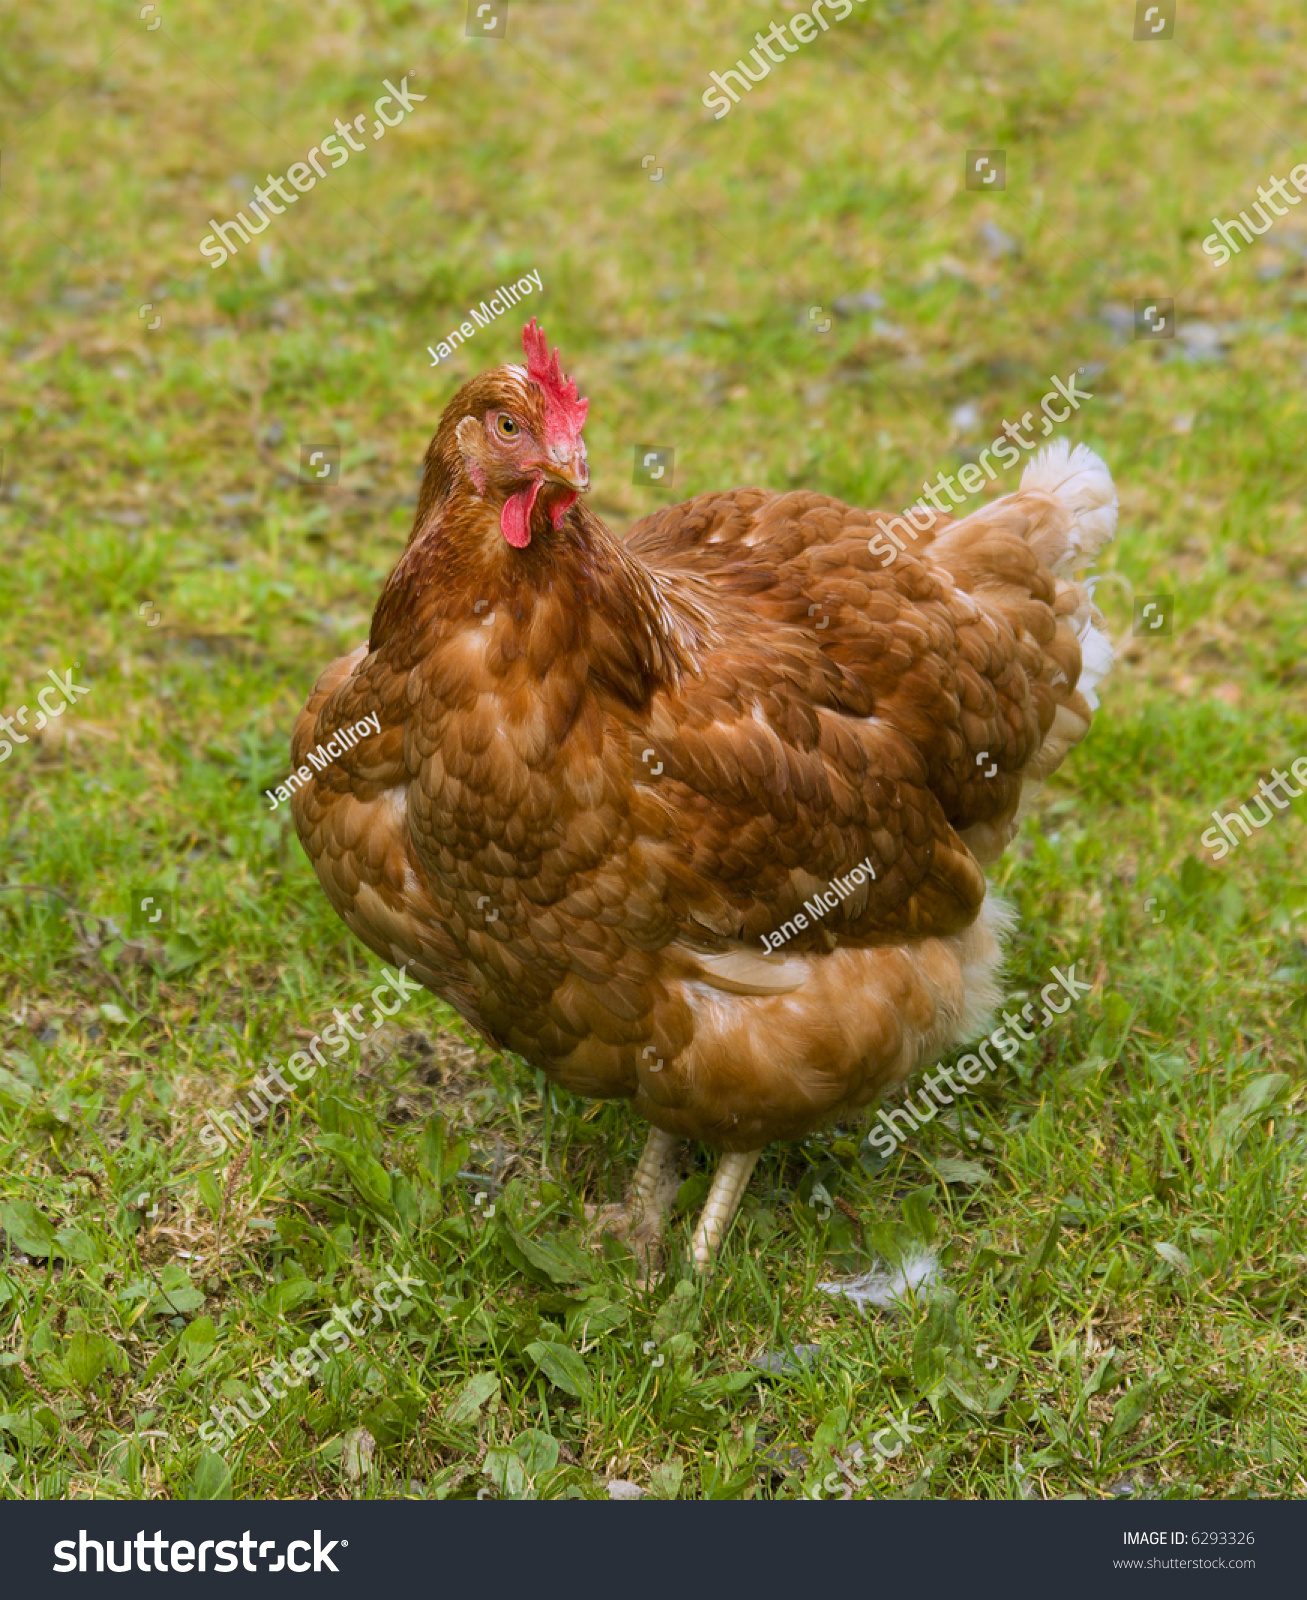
top-left (594, 1132), bottom-right (761, 1274)
top-left (690, 1149), bottom-right (761, 1271)
top-left (592, 1125), bottom-right (682, 1275)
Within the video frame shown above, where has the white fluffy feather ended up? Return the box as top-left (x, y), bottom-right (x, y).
top-left (1075, 616), bottom-right (1114, 711)
top-left (1019, 438), bottom-right (1118, 573)
top-left (1017, 438), bottom-right (1118, 709)
top-left (817, 1248), bottom-right (940, 1313)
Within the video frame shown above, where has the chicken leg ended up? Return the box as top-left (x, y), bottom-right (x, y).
top-left (690, 1150), bottom-right (761, 1270)
top-left (592, 1125), bottom-right (681, 1275)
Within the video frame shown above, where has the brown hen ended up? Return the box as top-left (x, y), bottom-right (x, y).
top-left (290, 319), bottom-right (1116, 1268)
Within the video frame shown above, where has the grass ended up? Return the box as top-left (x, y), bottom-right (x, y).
top-left (1, 0), bottom-right (1306, 1501)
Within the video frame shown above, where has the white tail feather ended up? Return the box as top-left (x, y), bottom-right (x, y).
top-left (1076, 616), bottom-right (1114, 711)
top-left (1019, 438), bottom-right (1117, 573)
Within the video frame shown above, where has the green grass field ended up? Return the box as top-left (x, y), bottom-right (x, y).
top-left (1, 0), bottom-right (1305, 1501)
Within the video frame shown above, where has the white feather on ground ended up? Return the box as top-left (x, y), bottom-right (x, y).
top-left (817, 1248), bottom-right (940, 1313)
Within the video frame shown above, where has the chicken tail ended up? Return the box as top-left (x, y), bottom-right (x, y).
top-left (923, 439), bottom-right (1118, 861)
top-left (1014, 438), bottom-right (1117, 716)
top-left (1015, 437), bottom-right (1118, 578)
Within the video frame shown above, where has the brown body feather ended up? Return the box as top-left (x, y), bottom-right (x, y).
top-left (291, 348), bottom-right (1114, 1154)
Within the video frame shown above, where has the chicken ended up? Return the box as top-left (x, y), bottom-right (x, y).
top-left (290, 319), bottom-right (1117, 1270)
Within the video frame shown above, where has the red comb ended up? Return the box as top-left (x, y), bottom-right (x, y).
top-left (522, 318), bottom-right (588, 439)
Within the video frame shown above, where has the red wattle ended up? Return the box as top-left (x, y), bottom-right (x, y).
top-left (550, 490), bottom-right (578, 529)
top-left (501, 476), bottom-right (542, 547)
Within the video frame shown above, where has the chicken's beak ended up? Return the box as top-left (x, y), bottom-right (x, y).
top-left (542, 444), bottom-right (589, 492)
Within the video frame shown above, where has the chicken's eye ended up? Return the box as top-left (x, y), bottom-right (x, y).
top-left (495, 414), bottom-right (520, 440)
